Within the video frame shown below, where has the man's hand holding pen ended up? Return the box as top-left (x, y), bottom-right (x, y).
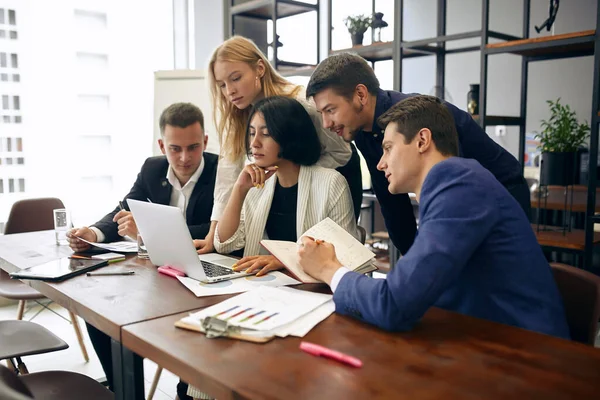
top-left (297, 236), bottom-right (343, 285)
top-left (113, 200), bottom-right (138, 240)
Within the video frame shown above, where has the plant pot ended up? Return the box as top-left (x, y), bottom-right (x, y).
top-left (540, 151), bottom-right (576, 186)
top-left (351, 33), bottom-right (364, 46)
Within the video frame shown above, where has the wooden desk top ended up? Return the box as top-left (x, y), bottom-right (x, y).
top-left (123, 308), bottom-right (600, 400)
top-left (531, 186), bottom-right (600, 213)
top-left (532, 224), bottom-right (600, 251)
top-left (0, 231), bottom-right (232, 340)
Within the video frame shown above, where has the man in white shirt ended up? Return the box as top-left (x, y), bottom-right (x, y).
top-left (67, 102), bottom-right (218, 250)
top-left (65, 102), bottom-right (217, 400)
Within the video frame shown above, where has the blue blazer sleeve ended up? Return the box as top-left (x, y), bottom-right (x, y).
top-left (333, 163), bottom-right (499, 331)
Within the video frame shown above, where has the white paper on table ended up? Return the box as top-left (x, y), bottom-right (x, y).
top-left (0, 237), bottom-right (73, 270)
top-left (176, 271), bottom-right (301, 297)
top-left (75, 237), bottom-right (138, 253)
top-left (184, 286), bottom-right (332, 332)
top-left (273, 299), bottom-right (335, 338)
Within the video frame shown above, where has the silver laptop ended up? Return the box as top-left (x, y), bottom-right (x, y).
top-left (127, 199), bottom-right (248, 283)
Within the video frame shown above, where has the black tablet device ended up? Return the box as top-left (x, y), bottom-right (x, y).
top-left (9, 257), bottom-right (108, 282)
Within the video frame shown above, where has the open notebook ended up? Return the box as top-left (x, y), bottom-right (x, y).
top-left (260, 218), bottom-right (377, 283)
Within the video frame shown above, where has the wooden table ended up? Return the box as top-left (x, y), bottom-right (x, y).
top-left (123, 307), bottom-right (600, 400)
top-left (0, 231), bottom-right (232, 399)
top-left (532, 224), bottom-right (600, 251)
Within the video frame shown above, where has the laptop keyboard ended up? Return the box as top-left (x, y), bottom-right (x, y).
top-left (201, 260), bottom-right (239, 278)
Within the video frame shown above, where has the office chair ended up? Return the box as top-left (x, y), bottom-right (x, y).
top-left (550, 262), bottom-right (600, 345)
top-left (0, 198), bottom-right (89, 362)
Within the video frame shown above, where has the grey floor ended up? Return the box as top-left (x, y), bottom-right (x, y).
top-left (0, 301), bottom-right (179, 400)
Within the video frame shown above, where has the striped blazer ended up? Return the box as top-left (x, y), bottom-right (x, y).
top-left (214, 165), bottom-right (357, 257)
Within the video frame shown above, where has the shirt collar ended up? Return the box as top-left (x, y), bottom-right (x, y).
top-left (369, 88), bottom-right (392, 134)
top-left (165, 156), bottom-right (205, 190)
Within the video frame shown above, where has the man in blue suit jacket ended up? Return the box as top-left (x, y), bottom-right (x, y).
top-left (306, 53), bottom-right (530, 255)
top-left (298, 95), bottom-right (569, 339)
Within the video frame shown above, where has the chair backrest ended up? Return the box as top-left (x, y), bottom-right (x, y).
top-left (550, 262), bottom-right (600, 345)
top-left (357, 225), bottom-right (367, 245)
top-left (0, 365), bottom-right (34, 400)
top-left (4, 198), bottom-right (65, 235)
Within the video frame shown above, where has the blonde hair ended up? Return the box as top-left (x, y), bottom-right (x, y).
top-left (209, 36), bottom-right (302, 161)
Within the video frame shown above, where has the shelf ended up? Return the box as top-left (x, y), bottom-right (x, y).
top-left (471, 115), bottom-right (524, 126)
top-left (485, 30), bottom-right (596, 61)
top-left (230, 0), bottom-right (317, 19)
top-left (533, 224), bottom-right (600, 251)
top-left (278, 65), bottom-right (316, 77)
top-left (330, 41), bottom-right (438, 62)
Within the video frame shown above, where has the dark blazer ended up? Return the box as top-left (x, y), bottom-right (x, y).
top-left (334, 157), bottom-right (569, 339)
top-left (93, 152), bottom-right (218, 242)
top-left (355, 89), bottom-right (526, 255)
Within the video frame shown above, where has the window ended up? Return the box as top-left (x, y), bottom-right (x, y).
top-left (16, 137), bottom-right (22, 151)
top-left (6, 158), bottom-right (13, 165)
top-left (16, 157), bottom-right (24, 165)
top-left (0, 30), bottom-right (5, 39)
top-left (0, 73), bottom-right (7, 81)
top-left (2, 95), bottom-right (8, 110)
top-left (13, 96), bottom-right (20, 110)
top-left (18, 179), bottom-right (25, 192)
top-left (6, 137), bottom-right (11, 151)
top-left (2, 116), bottom-right (9, 123)
top-left (12, 73), bottom-right (18, 82)
top-left (8, 9), bottom-right (15, 25)
top-left (9, 30), bottom-right (17, 40)
top-left (8, 178), bottom-right (14, 193)
top-left (14, 116), bottom-right (21, 123)
top-left (0, 179), bottom-right (3, 194)
top-left (10, 53), bottom-right (17, 68)
top-left (0, 52), bottom-right (6, 67)
top-left (0, 9), bottom-right (4, 25)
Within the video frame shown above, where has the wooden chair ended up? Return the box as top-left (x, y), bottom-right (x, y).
top-left (0, 198), bottom-right (89, 362)
top-left (550, 262), bottom-right (600, 345)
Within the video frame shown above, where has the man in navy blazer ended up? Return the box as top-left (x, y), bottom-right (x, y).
top-left (66, 102), bottom-right (216, 400)
top-left (306, 53), bottom-right (530, 255)
top-left (298, 95), bottom-right (569, 340)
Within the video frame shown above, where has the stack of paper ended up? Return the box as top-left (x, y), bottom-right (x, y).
top-left (176, 271), bottom-right (301, 297)
top-left (179, 286), bottom-right (335, 338)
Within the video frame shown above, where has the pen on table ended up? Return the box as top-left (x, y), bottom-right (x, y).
top-left (86, 271), bottom-right (135, 276)
top-left (299, 341), bottom-right (362, 368)
top-left (107, 258), bottom-right (126, 264)
top-left (69, 255), bottom-right (92, 260)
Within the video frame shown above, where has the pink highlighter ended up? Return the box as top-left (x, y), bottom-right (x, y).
top-left (157, 265), bottom-right (186, 278)
top-left (299, 341), bottom-right (363, 368)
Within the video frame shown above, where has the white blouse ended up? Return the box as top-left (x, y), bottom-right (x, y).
top-left (214, 165), bottom-right (357, 256)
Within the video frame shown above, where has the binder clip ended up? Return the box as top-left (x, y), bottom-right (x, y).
top-left (201, 316), bottom-right (241, 339)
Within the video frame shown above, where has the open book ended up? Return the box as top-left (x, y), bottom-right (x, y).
top-left (260, 218), bottom-right (377, 283)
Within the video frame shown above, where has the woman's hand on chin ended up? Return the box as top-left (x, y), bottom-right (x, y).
top-left (236, 163), bottom-right (278, 191)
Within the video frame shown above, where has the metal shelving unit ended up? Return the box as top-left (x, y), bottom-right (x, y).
top-left (325, 0), bottom-right (600, 270)
top-left (228, 0), bottom-right (320, 74)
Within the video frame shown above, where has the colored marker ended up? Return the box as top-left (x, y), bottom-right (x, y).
top-left (214, 305), bottom-right (239, 318)
top-left (253, 312), bottom-right (279, 325)
top-left (239, 310), bottom-right (265, 323)
top-left (225, 307), bottom-right (252, 320)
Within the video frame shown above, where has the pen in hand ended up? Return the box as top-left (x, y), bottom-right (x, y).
top-left (118, 201), bottom-right (125, 211)
top-left (87, 271), bottom-right (135, 276)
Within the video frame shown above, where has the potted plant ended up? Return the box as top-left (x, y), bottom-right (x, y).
top-left (535, 98), bottom-right (590, 186)
top-left (344, 14), bottom-right (372, 46)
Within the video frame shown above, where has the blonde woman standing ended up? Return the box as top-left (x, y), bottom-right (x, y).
top-left (194, 36), bottom-right (362, 255)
